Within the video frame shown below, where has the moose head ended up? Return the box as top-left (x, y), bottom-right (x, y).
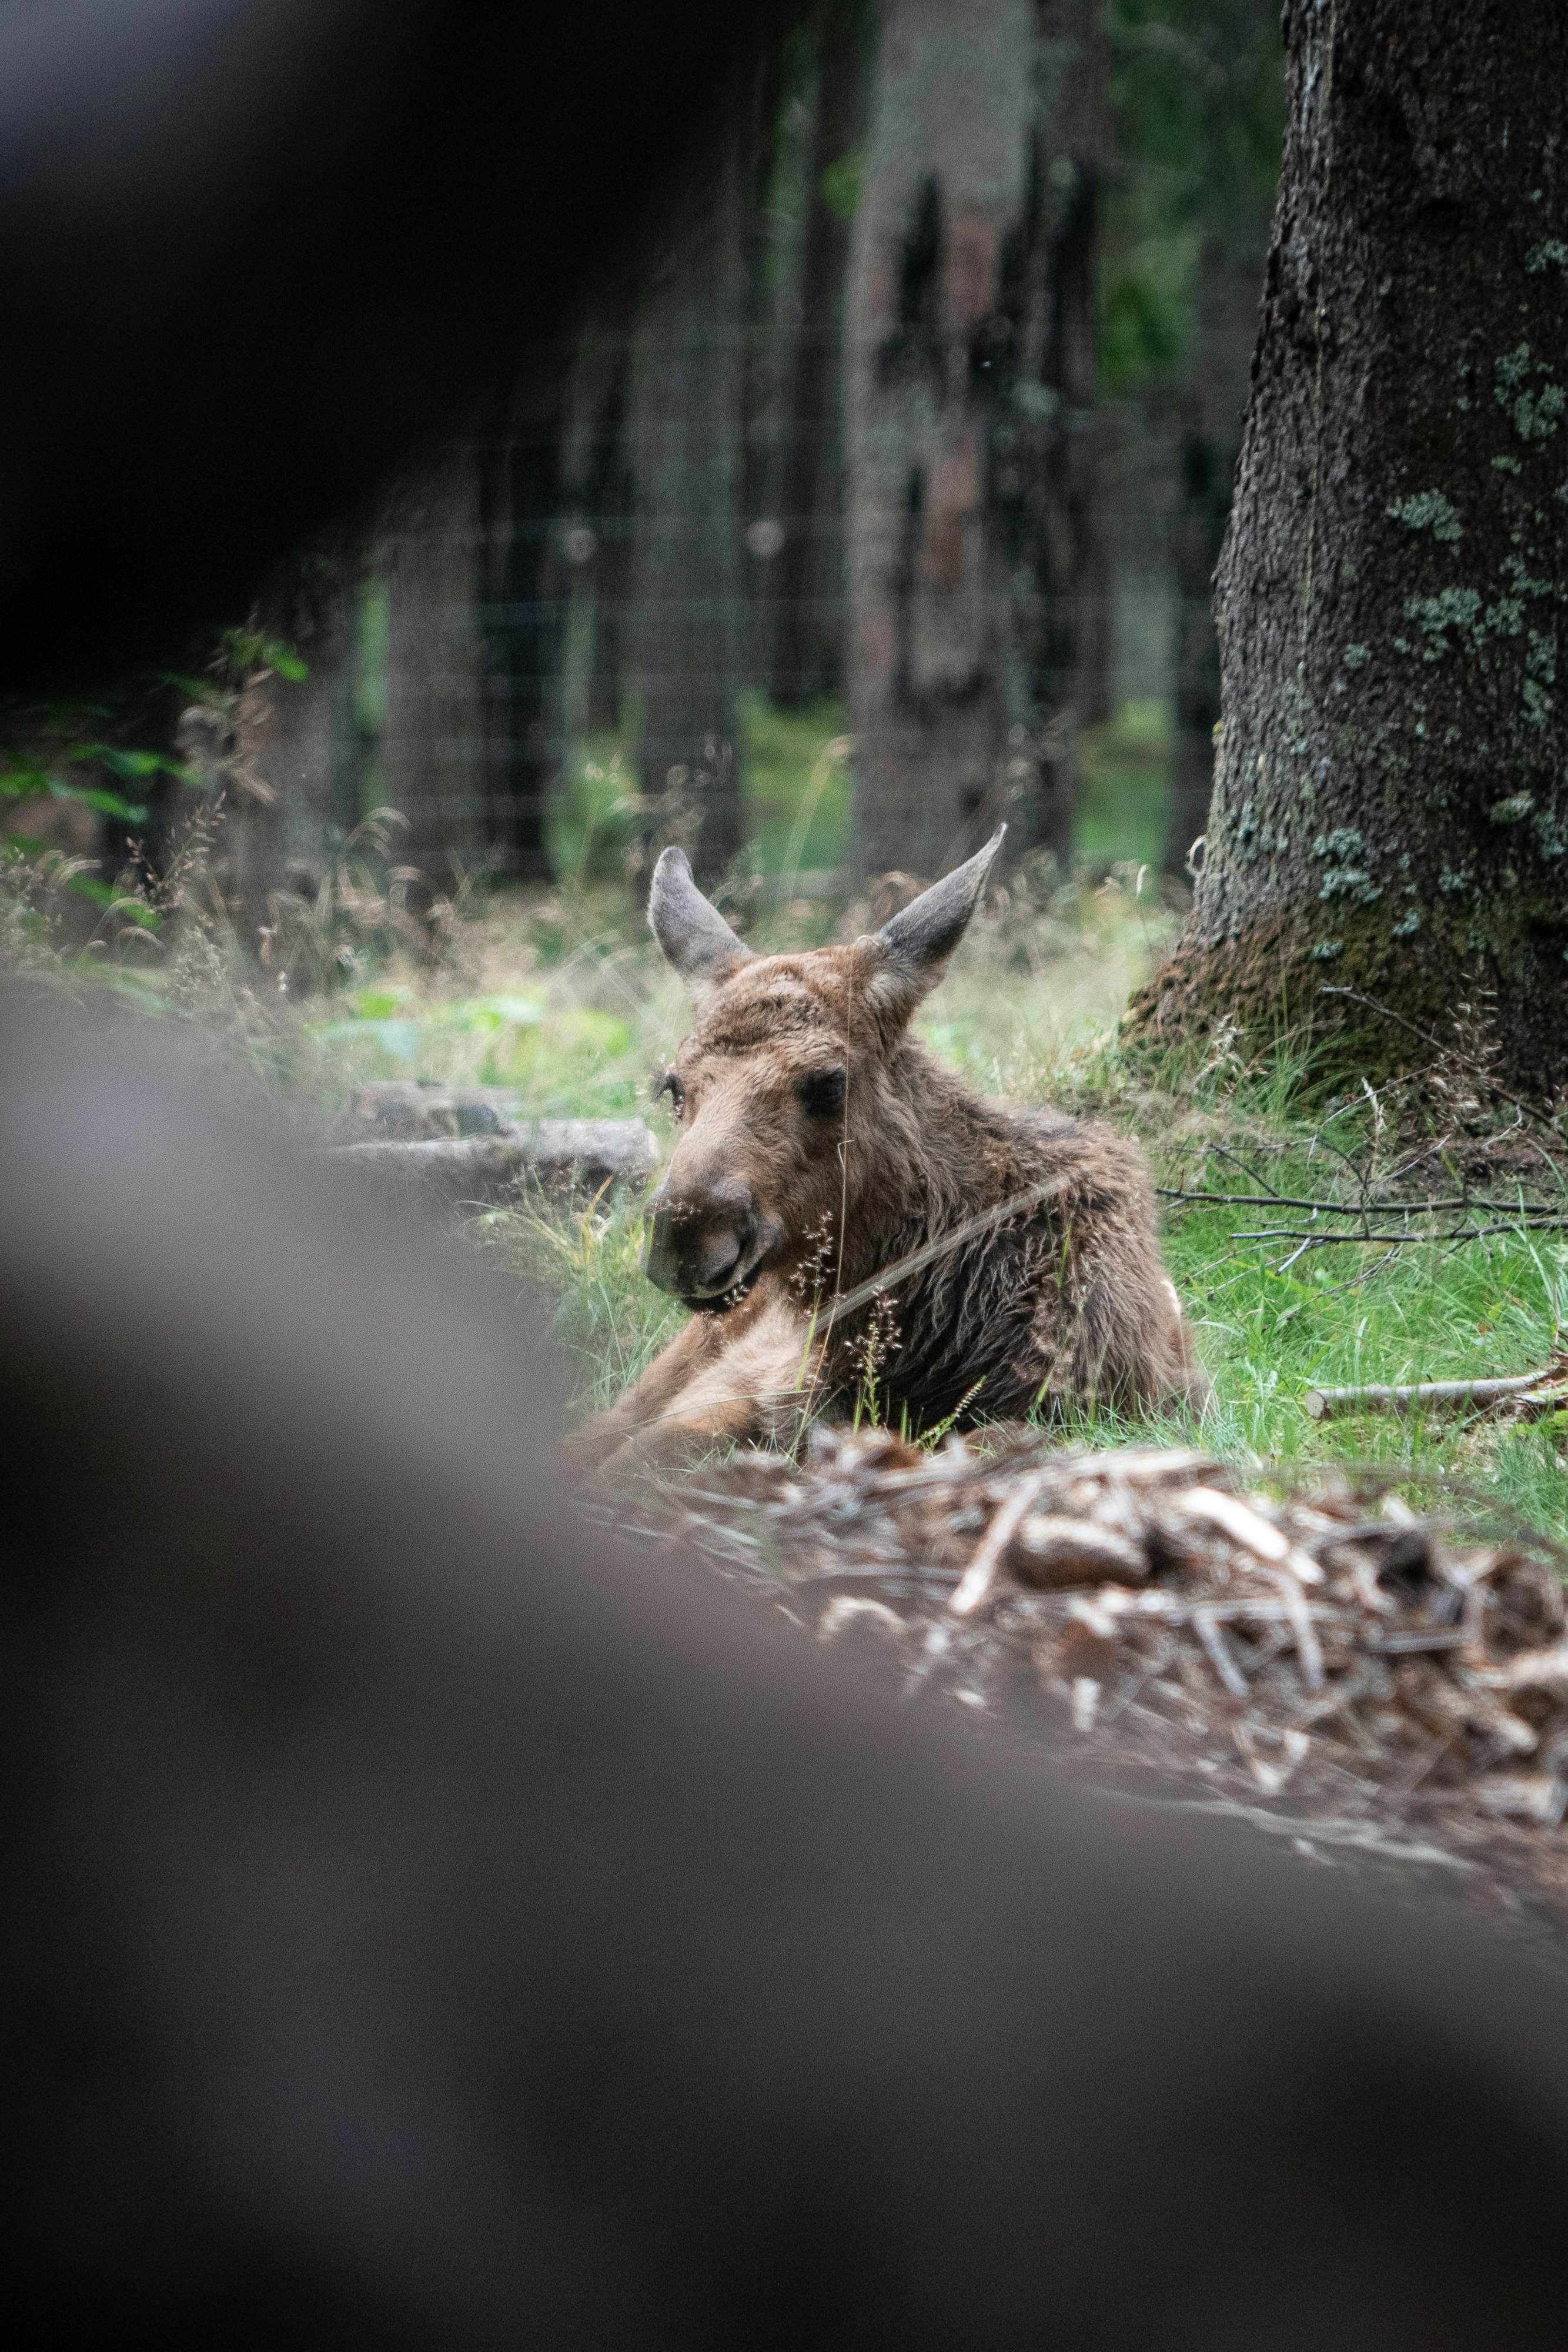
top-left (641, 828), bottom-right (1005, 1309)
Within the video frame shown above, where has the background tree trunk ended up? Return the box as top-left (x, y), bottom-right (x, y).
top-left (845, 0), bottom-right (1106, 884)
top-left (1131, 1), bottom-right (1568, 1095)
top-left (627, 112), bottom-right (749, 880)
top-left (997, 0), bottom-right (1108, 864)
top-left (220, 545), bottom-right (359, 955)
top-left (556, 319), bottom-right (636, 744)
top-left (771, 5), bottom-right (871, 707)
top-left (1163, 220), bottom-right (1263, 877)
top-left (845, 0), bottom-right (1035, 882)
top-left (1163, 380), bottom-right (1231, 878)
top-left (382, 450), bottom-right (486, 896)
top-left (480, 384), bottom-right (568, 881)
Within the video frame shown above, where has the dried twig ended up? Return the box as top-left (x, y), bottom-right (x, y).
top-left (1304, 1365), bottom-right (1567, 1421)
top-left (950, 1468), bottom-right (1047, 1616)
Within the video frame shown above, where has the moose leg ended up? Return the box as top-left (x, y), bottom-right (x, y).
top-left (593, 1297), bottom-right (822, 1464)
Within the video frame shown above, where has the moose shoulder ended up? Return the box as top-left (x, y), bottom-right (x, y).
top-left (600, 830), bottom-right (1203, 1456)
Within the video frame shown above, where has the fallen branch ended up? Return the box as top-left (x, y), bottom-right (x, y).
top-left (1303, 1366), bottom-right (1566, 1421)
top-left (1236, 1218), bottom-right (1568, 1246)
top-left (1164, 1188), bottom-right (1568, 1220)
top-left (325, 1118), bottom-right (657, 1204)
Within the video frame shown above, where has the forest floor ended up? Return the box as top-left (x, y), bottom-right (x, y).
top-left (294, 866), bottom-right (1568, 1548)
top-left (296, 854), bottom-right (1568, 1929)
top-left (11, 697), bottom-right (1568, 1927)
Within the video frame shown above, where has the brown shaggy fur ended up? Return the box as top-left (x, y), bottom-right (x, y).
top-left (601, 886), bottom-right (1203, 1458)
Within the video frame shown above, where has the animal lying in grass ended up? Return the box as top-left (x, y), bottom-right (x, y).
top-left (599, 828), bottom-right (1203, 1456)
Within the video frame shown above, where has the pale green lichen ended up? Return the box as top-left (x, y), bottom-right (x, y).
top-left (1343, 643), bottom-right (1370, 669)
top-left (1391, 907), bottom-right (1422, 936)
top-left (1438, 863), bottom-right (1473, 893)
top-left (1533, 809), bottom-right (1567, 861)
top-left (1405, 587), bottom-right (1483, 659)
top-left (1500, 553), bottom-right (1555, 597)
top-left (1493, 454), bottom-right (1523, 475)
top-left (1312, 827), bottom-right (1382, 905)
top-left (1526, 239), bottom-right (1568, 274)
top-left (1489, 793), bottom-right (1536, 824)
top-left (1388, 490), bottom-right (1463, 543)
top-left (1495, 343), bottom-right (1565, 443)
top-left (1310, 939), bottom-right (1343, 962)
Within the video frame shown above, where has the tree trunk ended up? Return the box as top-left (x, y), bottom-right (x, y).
top-left (1164, 381), bottom-right (1231, 879)
top-left (998, 0), bottom-right (1108, 861)
top-left (571, 330), bottom-right (635, 739)
top-left (382, 450), bottom-right (486, 896)
top-left (1131, 1), bottom-right (1568, 1096)
top-left (219, 544), bottom-right (359, 957)
top-left (771, 9), bottom-right (871, 707)
top-left (627, 112), bottom-right (748, 881)
top-left (845, 0), bottom-right (1103, 883)
top-left (1164, 198), bottom-right (1278, 880)
top-left (479, 385), bottom-right (569, 882)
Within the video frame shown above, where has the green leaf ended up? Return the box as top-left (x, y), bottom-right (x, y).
top-left (65, 873), bottom-right (161, 928)
top-left (68, 743), bottom-right (187, 779)
top-left (267, 644), bottom-right (310, 682)
top-left (48, 781), bottom-right (149, 823)
top-left (0, 767), bottom-right (50, 798)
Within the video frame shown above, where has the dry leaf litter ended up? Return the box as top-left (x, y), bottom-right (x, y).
top-left (597, 1431), bottom-right (1568, 1926)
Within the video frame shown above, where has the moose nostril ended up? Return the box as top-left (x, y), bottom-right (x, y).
top-left (694, 1219), bottom-right (752, 1291)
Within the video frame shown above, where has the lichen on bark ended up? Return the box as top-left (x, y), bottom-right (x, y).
top-left (1127, 0), bottom-right (1568, 1098)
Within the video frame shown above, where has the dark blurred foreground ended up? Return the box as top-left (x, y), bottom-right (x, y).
top-left (4, 997), bottom-right (1568, 2347)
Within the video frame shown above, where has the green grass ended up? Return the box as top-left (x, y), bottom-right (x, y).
top-left (737, 690), bottom-right (853, 878)
top-left (293, 884), bottom-right (1568, 1545)
top-left (1075, 697), bottom-right (1171, 874)
top-left (1160, 1132), bottom-right (1568, 1538)
top-left (507, 1055), bottom-right (1568, 1542)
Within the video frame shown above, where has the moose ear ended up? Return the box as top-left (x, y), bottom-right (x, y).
top-left (864, 826), bottom-right (1005, 1028)
top-left (648, 846), bottom-right (753, 992)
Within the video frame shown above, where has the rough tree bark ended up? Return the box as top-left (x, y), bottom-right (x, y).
top-left (1131, 1), bottom-right (1568, 1095)
top-left (845, 0), bottom-right (1104, 883)
top-left (627, 110), bottom-right (748, 880)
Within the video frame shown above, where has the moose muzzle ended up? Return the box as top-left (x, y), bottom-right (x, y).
top-left (644, 1175), bottom-right (769, 1306)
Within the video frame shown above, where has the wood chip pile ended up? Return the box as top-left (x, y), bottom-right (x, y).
top-left (620, 1431), bottom-right (1568, 1914)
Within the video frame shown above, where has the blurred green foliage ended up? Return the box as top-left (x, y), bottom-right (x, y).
top-left (1101, 0), bottom-right (1286, 392)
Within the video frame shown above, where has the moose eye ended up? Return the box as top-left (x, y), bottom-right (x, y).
top-left (798, 1067), bottom-right (846, 1118)
top-left (655, 1068), bottom-right (686, 1114)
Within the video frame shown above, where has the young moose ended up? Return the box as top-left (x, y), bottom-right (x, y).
top-left (600, 829), bottom-right (1202, 1455)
